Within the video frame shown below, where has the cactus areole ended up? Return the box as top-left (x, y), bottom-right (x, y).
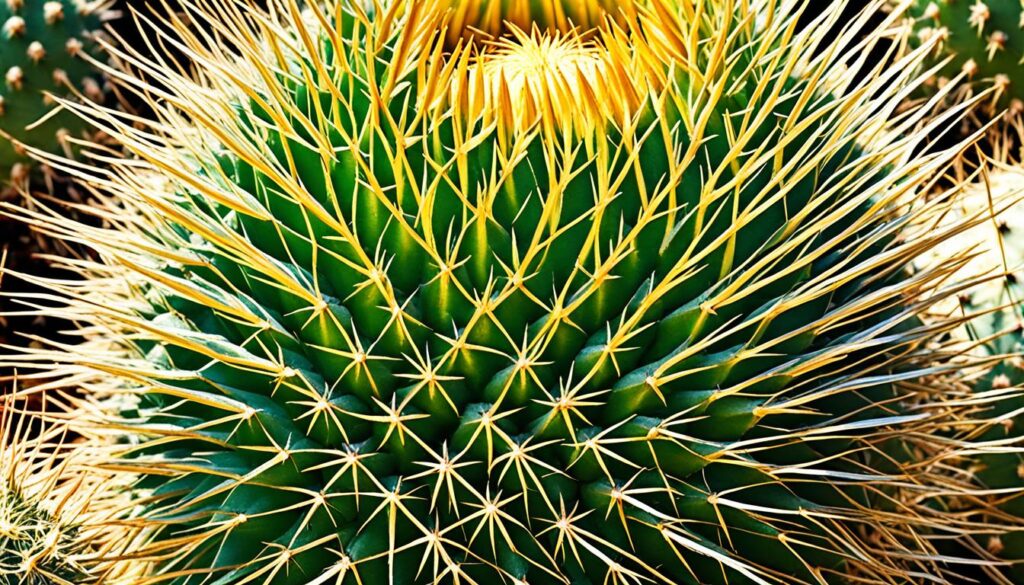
top-left (0, 0), bottom-right (108, 177)
top-left (6, 0), bottom-right (985, 584)
top-left (908, 0), bottom-right (1024, 159)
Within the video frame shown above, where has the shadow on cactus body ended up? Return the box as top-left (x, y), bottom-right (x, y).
top-left (0, 0), bottom-right (1002, 584)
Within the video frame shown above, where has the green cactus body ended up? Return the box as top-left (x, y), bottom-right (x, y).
top-left (0, 0), bottom-right (108, 176)
top-left (910, 0), bottom-right (1024, 100)
top-left (4, 1), bottom-right (988, 583)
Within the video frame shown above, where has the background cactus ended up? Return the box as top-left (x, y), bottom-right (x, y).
top-left (961, 293), bottom-right (1024, 584)
top-left (920, 166), bottom-right (1024, 584)
top-left (907, 0), bottom-right (1024, 160)
top-left (0, 394), bottom-right (133, 584)
top-left (0, 0), bottom-right (110, 179)
top-left (0, 427), bottom-right (89, 584)
top-left (0, 0), bottom-right (117, 396)
top-left (0, 0), bottom-right (998, 583)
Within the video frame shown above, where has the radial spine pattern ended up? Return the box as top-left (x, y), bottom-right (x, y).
top-left (0, 0), bottom-right (996, 583)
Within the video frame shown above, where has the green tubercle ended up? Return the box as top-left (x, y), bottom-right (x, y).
top-left (0, 0), bottom-right (109, 178)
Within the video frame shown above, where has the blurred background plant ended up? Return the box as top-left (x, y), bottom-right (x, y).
top-left (0, 0), bottom-right (116, 388)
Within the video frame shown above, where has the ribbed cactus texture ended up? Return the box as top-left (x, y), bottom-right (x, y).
top-left (1, 0), bottom-right (993, 583)
top-left (0, 0), bottom-right (108, 177)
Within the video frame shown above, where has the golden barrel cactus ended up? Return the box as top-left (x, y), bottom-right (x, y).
top-left (0, 0), bottom-right (1003, 583)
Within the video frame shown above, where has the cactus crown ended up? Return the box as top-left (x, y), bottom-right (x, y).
top-left (0, 0), bottom-right (110, 177)
top-left (442, 0), bottom-right (626, 47)
top-left (0, 0), bottom-right (994, 584)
